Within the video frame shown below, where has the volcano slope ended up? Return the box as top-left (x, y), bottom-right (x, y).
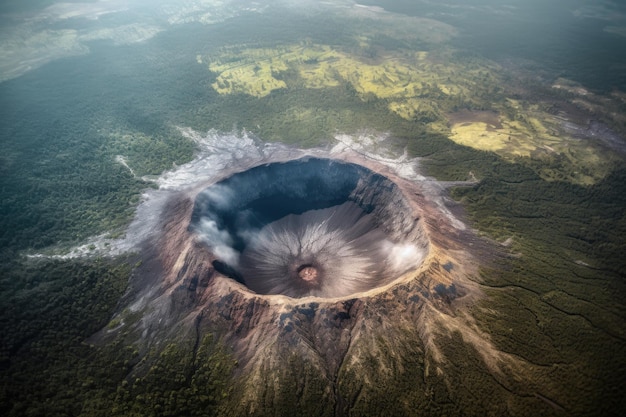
top-left (95, 137), bottom-right (563, 417)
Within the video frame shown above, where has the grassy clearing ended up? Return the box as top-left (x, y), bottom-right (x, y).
top-left (203, 42), bottom-right (496, 120)
top-left (448, 103), bottom-right (617, 185)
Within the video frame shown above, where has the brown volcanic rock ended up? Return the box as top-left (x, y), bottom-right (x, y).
top-left (109, 151), bottom-right (523, 415)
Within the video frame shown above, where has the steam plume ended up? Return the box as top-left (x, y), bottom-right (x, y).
top-left (240, 202), bottom-right (422, 298)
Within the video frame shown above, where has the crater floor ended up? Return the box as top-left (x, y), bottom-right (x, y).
top-left (190, 157), bottom-right (428, 298)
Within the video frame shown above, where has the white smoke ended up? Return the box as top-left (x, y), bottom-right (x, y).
top-left (29, 129), bottom-right (291, 259)
top-left (239, 202), bottom-right (426, 298)
top-left (31, 127), bottom-right (458, 291)
top-left (385, 243), bottom-right (423, 273)
top-left (197, 218), bottom-right (240, 266)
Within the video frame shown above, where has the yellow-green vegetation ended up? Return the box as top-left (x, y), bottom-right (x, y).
top-left (204, 42), bottom-right (619, 185)
top-left (447, 101), bottom-right (617, 185)
top-left (209, 47), bottom-right (289, 97)
top-left (204, 43), bottom-right (497, 118)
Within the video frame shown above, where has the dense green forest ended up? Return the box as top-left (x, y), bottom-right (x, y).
top-left (0, 255), bottom-right (234, 417)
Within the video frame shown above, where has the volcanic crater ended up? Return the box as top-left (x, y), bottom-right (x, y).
top-left (114, 141), bottom-right (506, 415)
top-left (190, 157), bottom-right (429, 299)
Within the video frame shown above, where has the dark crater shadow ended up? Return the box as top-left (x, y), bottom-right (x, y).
top-left (190, 157), bottom-right (428, 298)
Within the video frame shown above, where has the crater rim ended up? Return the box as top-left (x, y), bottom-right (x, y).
top-left (191, 156), bottom-right (430, 300)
